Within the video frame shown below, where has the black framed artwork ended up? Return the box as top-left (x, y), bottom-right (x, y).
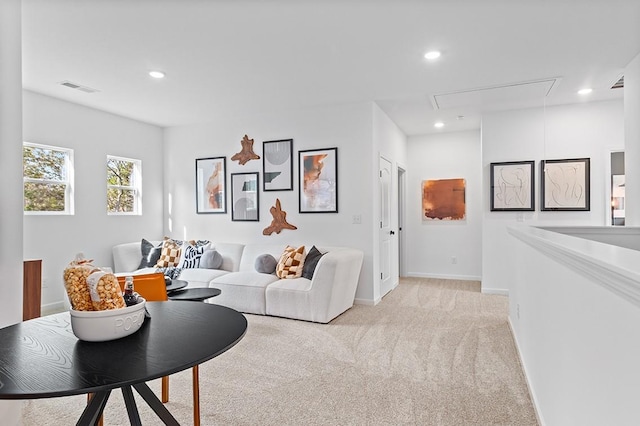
top-left (195, 156), bottom-right (226, 214)
top-left (231, 172), bottom-right (259, 221)
top-left (299, 147), bottom-right (338, 213)
top-left (490, 160), bottom-right (535, 211)
top-left (541, 157), bottom-right (590, 211)
top-left (263, 139), bottom-right (293, 191)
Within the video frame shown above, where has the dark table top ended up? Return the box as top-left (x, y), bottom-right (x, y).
top-left (165, 279), bottom-right (188, 293)
top-left (168, 287), bottom-right (221, 301)
top-left (0, 301), bottom-right (247, 400)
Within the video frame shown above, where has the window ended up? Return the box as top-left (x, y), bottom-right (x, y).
top-left (23, 142), bottom-right (74, 214)
top-left (107, 155), bottom-right (142, 215)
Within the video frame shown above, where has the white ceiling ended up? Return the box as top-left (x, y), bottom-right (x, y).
top-left (21, 0), bottom-right (640, 136)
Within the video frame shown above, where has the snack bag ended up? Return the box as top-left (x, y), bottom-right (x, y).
top-left (63, 253), bottom-right (95, 311)
top-left (86, 270), bottom-right (126, 311)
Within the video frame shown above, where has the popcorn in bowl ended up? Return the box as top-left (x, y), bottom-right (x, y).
top-left (63, 253), bottom-right (145, 341)
top-left (69, 298), bottom-right (146, 342)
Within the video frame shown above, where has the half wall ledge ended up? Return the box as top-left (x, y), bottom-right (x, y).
top-left (507, 224), bottom-right (640, 309)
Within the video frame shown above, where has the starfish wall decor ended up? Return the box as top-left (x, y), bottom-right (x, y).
top-left (231, 134), bottom-right (260, 165)
top-left (263, 198), bottom-right (297, 235)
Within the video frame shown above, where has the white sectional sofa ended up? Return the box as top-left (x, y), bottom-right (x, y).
top-left (112, 241), bottom-right (364, 323)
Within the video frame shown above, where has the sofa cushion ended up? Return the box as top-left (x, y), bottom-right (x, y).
top-left (255, 254), bottom-right (277, 274)
top-left (138, 238), bottom-right (163, 269)
top-left (212, 271), bottom-right (280, 287)
top-left (276, 245), bottom-right (306, 279)
top-left (302, 245), bottom-right (325, 280)
top-left (200, 249), bottom-right (223, 269)
top-left (178, 267), bottom-right (229, 286)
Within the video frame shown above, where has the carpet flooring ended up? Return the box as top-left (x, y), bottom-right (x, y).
top-left (22, 277), bottom-right (538, 425)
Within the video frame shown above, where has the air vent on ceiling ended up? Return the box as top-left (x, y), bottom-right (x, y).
top-left (611, 76), bottom-right (624, 89)
top-left (59, 80), bottom-right (100, 94)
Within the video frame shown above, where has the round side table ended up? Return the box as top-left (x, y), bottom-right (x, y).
top-left (168, 287), bottom-right (221, 302)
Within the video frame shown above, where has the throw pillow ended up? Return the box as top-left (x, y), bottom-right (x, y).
top-left (179, 240), bottom-right (211, 269)
top-left (200, 249), bottom-right (223, 269)
top-left (302, 245), bottom-right (325, 280)
top-left (276, 245), bottom-right (306, 279)
top-left (255, 254), bottom-right (277, 274)
top-left (138, 238), bottom-right (162, 269)
top-left (155, 237), bottom-right (184, 268)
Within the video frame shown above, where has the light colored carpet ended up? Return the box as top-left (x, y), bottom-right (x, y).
top-left (22, 278), bottom-right (538, 425)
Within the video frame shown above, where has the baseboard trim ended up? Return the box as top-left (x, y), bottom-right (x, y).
top-left (405, 272), bottom-right (482, 281)
top-left (41, 301), bottom-right (66, 316)
top-left (354, 297), bottom-right (380, 306)
top-left (507, 317), bottom-right (545, 426)
top-left (482, 288), bottom-right (509, 296)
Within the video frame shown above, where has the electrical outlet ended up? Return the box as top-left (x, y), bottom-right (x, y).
top-left (517, 303), bottom-right (520, 319)
top-left (352, 214), bottom-right (362, 224)
top-left (451, 256), bottom-right (457, 264)
top-left (42, 277), bottom-right (48, 288)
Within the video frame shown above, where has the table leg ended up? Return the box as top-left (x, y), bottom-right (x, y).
top-left (192, 365), bottom-right (200, 426)
top-left (76, 390), bottom-right (110, 426)
top-left (121, 386), bottom-right (142, 426)
top-left (133, 382), bottom-right (180, 426)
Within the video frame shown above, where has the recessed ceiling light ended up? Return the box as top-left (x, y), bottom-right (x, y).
top-left (434, 121), bottom-right (444, 128)
top-left (149, 71), bottom-right (166, 79)
top-left (424, 51), bottom-right (441, 60)
top-left (578, 88), bottom-right (592, 95)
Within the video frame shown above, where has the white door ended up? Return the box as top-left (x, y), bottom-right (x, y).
top-left (379, 156), bottom-right (393, 297)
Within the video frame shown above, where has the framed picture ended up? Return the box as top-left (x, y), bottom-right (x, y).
top-left (422, 178), bottom-right (466, 221)
top-left (195, 156), bottom-right (226, 214)
top-left (490, 160), bottom-right (535, 211)
top-left (263, 139), bottom-right (293, 191)
top-left (299, 147), bottom-right (338, 213)
top-left (231, 172), bottom-right (259, 221)
top-left (541, 157), bottom-right (590, 211)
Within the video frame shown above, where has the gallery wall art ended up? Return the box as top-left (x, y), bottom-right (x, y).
top-left (422, 178), bottom-right (466, 221)
top-left (195, 156), bottom-right (226, 214)
top-left (299, 147), bottom-right (338, 213)
top-left (490, 160), bottom-right (535, 211)
top-left (263, 139), bottom-right (293, 191)
top-left (231, 172), bottom-right (259, 221)
top-left (231, 134), bottom-right (260, 165)
top-left (541, 158), bottom-right (590, 211)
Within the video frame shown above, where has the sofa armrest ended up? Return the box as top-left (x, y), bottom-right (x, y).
top-left (112, 242), bottom-right (147, 273)
top-left (307, 248), bottom-right (364, 320)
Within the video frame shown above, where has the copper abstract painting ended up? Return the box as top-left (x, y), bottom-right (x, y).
top-left (422, 178), bottom-right (466, 221)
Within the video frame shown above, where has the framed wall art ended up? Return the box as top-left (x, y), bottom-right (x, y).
top-left (263, 139), bottom-right (293, 191)
top-left (299, 147), bottom-right (338, 213)
top-left (195, 156), bottom-right (226, 214)
top-left (541, 157), bottom-right (590, 211)
top-left (490, 160), bottom-right (535, 211)
top-left (231, 172), bottom-right (259, 221)
top-left (422, 178), bottom-right (466, 221)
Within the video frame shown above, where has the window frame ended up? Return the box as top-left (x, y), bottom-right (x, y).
top-left (107, 155), bottom-right (142, 215)
top-left (23, 142), bottom-right (75, 215)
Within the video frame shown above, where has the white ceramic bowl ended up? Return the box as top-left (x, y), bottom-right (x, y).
top-left (70, 298), bottom-right (146, 342)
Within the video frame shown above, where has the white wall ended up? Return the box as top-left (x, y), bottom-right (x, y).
top-left (482, 100), bottom-right (624, 294)
top-left (625, 52), bottom-right (640, 225)
top-left (404, 130), bottom-right (482, 281)
top-left (0, 0), bottom-right (24, 422)
top-left (372, 103), bottom-right (407, 301)
top-left (23, 91), bottom-right (164, 312)
top-left (163, 102), bottom-right (379, 302)
top-left (510, 226), bottom-right (640, 425)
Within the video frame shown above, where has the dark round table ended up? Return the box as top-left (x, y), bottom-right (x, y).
top-left (0, 301), bottom-right (247, 425)
top-left (168, 287), bottom-right (221, 301)
top-left (165, 279), bottom-right (188, 293)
